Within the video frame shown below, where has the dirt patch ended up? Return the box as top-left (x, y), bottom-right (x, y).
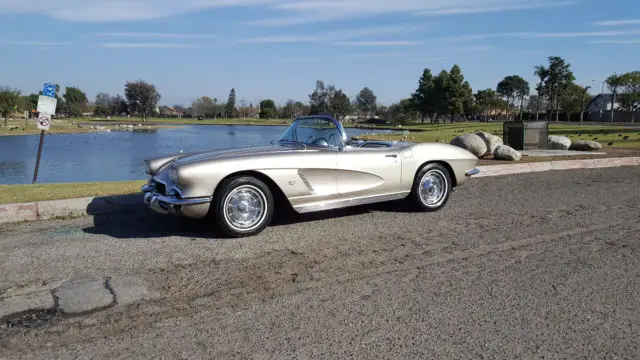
top-left (478, 148), bottom-right (640, 166)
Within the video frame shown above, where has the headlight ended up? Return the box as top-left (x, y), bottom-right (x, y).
top-left (169, 166), bottom-right (179, 184)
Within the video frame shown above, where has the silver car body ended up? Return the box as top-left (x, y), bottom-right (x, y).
top-left (142, 115), bottom-right (479, 219)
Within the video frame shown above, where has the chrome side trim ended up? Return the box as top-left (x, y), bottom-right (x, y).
top-left (297, 170), bottom-right (316, 194)
top-left (465, 168), bottom-right (480, 177)
top-left (144, 192), bottom-right (212, 206)
top-left (144, 191), bottom-right (212, 215)
top-left (293, 191), bottom-right (410, 213)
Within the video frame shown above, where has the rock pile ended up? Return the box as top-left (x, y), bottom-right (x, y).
top-left (450, 131), bottom-right (521, 161)
top-left (450, 132), bottom-right (604, 161)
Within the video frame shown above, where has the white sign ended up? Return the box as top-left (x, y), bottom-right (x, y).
top-left (37, 95), bottom-right (57, 115)
top-left (38, 113), bottom-right (51, 131)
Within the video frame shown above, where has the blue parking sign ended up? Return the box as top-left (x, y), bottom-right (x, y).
top-left (42, 83), bottom-right (57, 98)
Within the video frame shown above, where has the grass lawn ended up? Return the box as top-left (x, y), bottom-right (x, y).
top-left (0, 180), bottom-right (147, 205)
top-left (362, 122), bottom-right (640, 150)
top-left (0, 119), bottom-right (96, 136)
top-left (78, 116), bottom-right (292, 126)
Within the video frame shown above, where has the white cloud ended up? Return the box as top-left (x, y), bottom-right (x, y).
top-left (586, 39), bottom-right (640, 44)
top-left (525, 29), bottom-right (640, 37)
top-left (0, 40), bottom-right (70, 46)
top-left (235, 24), bottom-right (420, 44)
top-left (0, 0), bottom-right (579, 24)
top-left (429, 29), bottom-right (640, 43)
top-left (416, 1), bottom-right (576, 16)
top-left (592, 19), bottom-right (640, 27)
top-left (0, 0), bottom-right (279, 22)
top-left (332, 40), bottom-right (421, 46)
top-left (236, 35), bottom-right (327, 44)
top-left (98, 43), bottom-right (196, 48)
top-left (94, 32), bottom-right (217, 38)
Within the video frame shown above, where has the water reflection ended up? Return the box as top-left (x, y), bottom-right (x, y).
top-left (0, 124), bottom-right (391, 184)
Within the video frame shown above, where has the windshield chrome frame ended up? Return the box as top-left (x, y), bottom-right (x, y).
top-left (279, 114), bottom-right (348, 151)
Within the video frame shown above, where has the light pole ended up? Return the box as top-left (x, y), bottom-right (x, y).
top-left (580, 83), bottom-right (592, 123)
top-left (599, 79), bottom-right (605, 122)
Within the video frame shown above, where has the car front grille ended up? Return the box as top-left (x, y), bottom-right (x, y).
top-left (155, 182), bottom-right (167, 195)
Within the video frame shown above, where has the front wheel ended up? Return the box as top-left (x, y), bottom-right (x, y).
top-left (212, 176), bottom-right (274, 237)
top-left (409, 163), bottom-right (452, 212)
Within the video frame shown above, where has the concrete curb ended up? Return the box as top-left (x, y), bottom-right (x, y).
top-left (0, 157), bottom-right (638, 225)
top-left (0, 193), bottom-right (144, 225)
top-left (475, 156), bottom-right (640, 178)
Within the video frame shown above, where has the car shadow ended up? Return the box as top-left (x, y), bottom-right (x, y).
top-left (82, 194), bottom-right (419, 239)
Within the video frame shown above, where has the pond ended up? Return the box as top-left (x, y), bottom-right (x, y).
top-left (0, 125), bottom-right (394, 184)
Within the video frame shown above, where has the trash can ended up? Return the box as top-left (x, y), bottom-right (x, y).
top-left (503, 120), bottom-right (549, 150)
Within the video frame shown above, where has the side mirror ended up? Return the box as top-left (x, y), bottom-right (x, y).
top-left (270, 140), bottom-right (276, 145)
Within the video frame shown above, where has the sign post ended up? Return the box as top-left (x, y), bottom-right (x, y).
top-left (32, 83), bottom-right (57, 184)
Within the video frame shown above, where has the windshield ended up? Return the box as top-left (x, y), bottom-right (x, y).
top-left (278, 117), bottom-right (343, 148)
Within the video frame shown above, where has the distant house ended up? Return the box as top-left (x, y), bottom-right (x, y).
top-left (585, 93), bottom-right (621, 113)
top-left (158, 106), bottom-right (184, 117)
top-left (585, 93), bottom-right (632, 122)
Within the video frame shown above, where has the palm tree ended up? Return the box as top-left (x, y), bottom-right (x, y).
top-left (606, 73), bottom-right (623, 123)
top-left (534, 65), bottom-right (549, 120)
top-left (579, 85), bottom-right (591, 123)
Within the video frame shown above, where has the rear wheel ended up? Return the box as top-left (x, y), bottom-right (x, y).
top-left (409, 163), bottom-right (452, 212)
top-left (212, 176), bottom-right (274, 237)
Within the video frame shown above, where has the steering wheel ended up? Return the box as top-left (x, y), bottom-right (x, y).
top-left (311, 137), bottom-right (329, 147)
top-left (327, 133), bottom-right (338, 146)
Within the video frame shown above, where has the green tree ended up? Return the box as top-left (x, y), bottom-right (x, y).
top-left (63, 87), bottom-right (88, 107)
top-left (542, 56), bottom-right (575, 122)
top-left (259, 99), bottom-right (277, 119)
top-left (0, 86), bottom-right (21, 127)
top-left (192, 96), bottom-right (215, 118)
top-left (496, 76), bottom-right (517, 120)
top-left (560, 83), bottom-right (591, 121)
top-left (618, 71), bottom-right (640, 123)
top-left (114, 94), bottom-right (129, 115)
top-left (605, 73), bottom-right (625, 123)
top-left (410, 68), bottom-right (436, 123)
top-left (474, 89), bottom-right (498, 120)
top-left (432, 69), bottom-right (451, 124)
top-left (386, 98), bottom-right (416, 125)
top-left (309, 80), bottom-right (331, 114)
top-left (21, 93), bottom-right (39, 115)
top-left (513, 76), bottom-right (530, 120)
top-left (329, 89), bottom-right (352, 120)
top-left (61, 87), bottom-right (88, 117)
top-left (533, 65), bottom-right (549, 119)
top-left (282, 99), bottom-right (296, 118)
top-left (124, 80), bottom-right (161, 121)
top-left (446, 65), bottom-right (468, 121)
top-left (225, 88), bottom-right (236, 118)
top-left (355, 87), bottom-right (377, 118)
top-left (462, 81), bottom-right (474, 119)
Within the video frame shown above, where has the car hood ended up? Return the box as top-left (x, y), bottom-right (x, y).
top-left (171, 145), bottom-right (302, 167)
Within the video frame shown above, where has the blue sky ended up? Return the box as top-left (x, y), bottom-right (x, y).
top-left (1, 0), bottom-right (639, 107)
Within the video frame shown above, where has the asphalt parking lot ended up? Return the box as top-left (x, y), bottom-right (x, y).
top-left (1, 166), bottom-right (639, 359)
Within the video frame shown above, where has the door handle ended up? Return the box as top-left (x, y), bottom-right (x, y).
top-left (385, 154), bottom-right (398, 158)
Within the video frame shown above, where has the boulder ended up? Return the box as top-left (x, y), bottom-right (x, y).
top-left (548, 135), bottom-right (572, 150)
top-left (493, 145), bottom-right (522, 161)
top-left (450, 133), bottom-right (487, 158)
top-left (570, 140), bottom-right (602, 151)
top-left (475, 131), bottom-right (503, 155)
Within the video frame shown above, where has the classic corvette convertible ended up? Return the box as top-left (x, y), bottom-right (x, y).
top-left (142, 114), bottom-right (480, 237)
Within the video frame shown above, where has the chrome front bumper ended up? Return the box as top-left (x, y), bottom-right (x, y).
top-left (465, 168), bottom-right (481, 177)
top-left (141, 182), bottom-right (211, 215)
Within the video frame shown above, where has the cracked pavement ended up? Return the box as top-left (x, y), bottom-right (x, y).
top-left (1, 167), bottom-right (639, 359)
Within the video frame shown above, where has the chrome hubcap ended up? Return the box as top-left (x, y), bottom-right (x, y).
top-left (223, 185), bottom-right (266, 231)
top-left (419, 170), bottom-right (447, 207)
